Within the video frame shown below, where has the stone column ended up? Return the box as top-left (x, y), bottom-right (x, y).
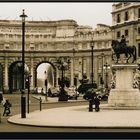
top-left (4, 57), bottom-right (9, 93)
top-left (70, 58), bottom-right (74, 86)
top-left (30, 57), bottom-right (34, 90)
top-left (79, 57), bottom-right (82, 79)
top-left (56, 68), bottom-right (59, 87)
top-left (86, 57), bottom-right (90, 80)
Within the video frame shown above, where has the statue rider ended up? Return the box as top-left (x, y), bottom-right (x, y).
top-left (120, 35), bottom-right (126, 49)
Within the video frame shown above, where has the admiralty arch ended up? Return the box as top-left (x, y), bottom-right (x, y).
top-left (0, 19), bottom-right (112, 93)
top-left (1, 2), bottom-right (140, 94)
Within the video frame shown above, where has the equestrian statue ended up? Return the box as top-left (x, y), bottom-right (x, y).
top-left (111, 35), bottom-right (137, 63)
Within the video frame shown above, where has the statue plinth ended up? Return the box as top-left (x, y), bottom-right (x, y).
top-left (108, 64), bottom-right (140, 107)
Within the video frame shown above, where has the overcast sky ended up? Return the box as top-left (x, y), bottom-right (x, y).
top-left (0, 2), bottom-right (114, 29)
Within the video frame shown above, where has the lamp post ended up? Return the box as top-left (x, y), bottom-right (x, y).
top-left (56, 57), bottom-right (70, 101)
top-left (73, 48), bottom-right (78, 99)
top-left (20, 9), bottom-right (27, 118)
top-left (103, 62), bottom-right (110, 89)
top-left (88, 41), bottom-right (94, 112)
top-left (44, 71), bottom-right (48, 101)
top-left (79, 57), bottom-right (84, 94)
top-left (101, 52), bottom-right (104, 92)
top-left (91, 41), bottom-right (94, 85)
top-left (137, 64), bottom-right (140, 90)
top-left (74, 75), bottom-right (78, 100)
top-left (25, 73), bottom-right (32, 114)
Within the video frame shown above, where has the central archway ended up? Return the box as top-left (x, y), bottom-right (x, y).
top-left (35, 61), bottom-right (57, 91)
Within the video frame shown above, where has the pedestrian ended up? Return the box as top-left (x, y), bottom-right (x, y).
top-left (41, 88), bottom-right (44, 94)
top-left (3, 99), bottom-right (12, 116)
top-left (94, 96), bottom-right (100, 112)
top-left (0, 93), bottom-right (3, 103)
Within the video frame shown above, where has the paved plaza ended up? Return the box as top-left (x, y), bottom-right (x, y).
top-left (8, 103), bottom-right (140, 128)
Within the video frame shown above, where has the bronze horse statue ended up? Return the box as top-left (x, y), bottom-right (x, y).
top-left (111, 40), bottom-right (137, 63)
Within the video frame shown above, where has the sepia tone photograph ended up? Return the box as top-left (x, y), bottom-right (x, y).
top-left (0, 1), bottom-right (140, 139)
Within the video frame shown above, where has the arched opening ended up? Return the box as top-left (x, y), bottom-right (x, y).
top-left (35, 61), bottom-right (56, 92)
top-left (9, 61), bottom-right (29, 93)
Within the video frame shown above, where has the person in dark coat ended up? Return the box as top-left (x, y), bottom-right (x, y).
top-left (3, 99), bottom-right (12, 116)
top-left (93, 96), bottom-right (100, 112)
top-left (0, 93), bottom-right (3, 103)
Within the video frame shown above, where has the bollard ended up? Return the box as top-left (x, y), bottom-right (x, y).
top-left (89, 99), bottom-right (93, 112)
top-left (21, 96), bottom-right (26, 118)
top-left (39, 97), bottom-right (42, 111)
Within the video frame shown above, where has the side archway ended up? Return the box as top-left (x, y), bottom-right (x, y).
top-left (9, 61), bottom-right (29, 93)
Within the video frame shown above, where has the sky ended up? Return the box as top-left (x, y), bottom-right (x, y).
top-left (0, 2), bottom-right (114, 29)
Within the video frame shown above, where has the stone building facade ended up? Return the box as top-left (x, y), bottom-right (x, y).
top-left (2, 2), bottom-right (140, 93)
top-left (0, 19), bottom-right (112, 93)
top-left (111, 2), bottom-right (140, 61)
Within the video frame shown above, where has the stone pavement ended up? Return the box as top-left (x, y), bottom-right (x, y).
top-left (7, 103), bottom-right (140, 128)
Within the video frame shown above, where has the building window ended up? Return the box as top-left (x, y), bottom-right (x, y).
top-left (125, 29), bottom-right (129, 36)
top-left (9, 34), bottom-right (12, 38)
top-left (117, 14), bottom-right (120, 23)
top-left (35, 35), bottom-right (39, 38)
top-left (138, 27), bottom-right (140, 34)
top-left (44, 35), bottom-right (47, 38)
top-left (125, 11), bottom-right (128, 21)
top-left (138, 43), bottom-right (140, 57)
top-left (138, 8), bottom-right (140, 18)
top-left (117, 31), bottom-right (120, 38)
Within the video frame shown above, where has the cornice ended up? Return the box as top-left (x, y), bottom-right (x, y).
top-left (111, 3), bottom-right (140, 14)
top-left (111, 19), bottom-right (140, 29)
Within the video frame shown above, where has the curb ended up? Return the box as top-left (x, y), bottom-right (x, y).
top-left (7, 105), bottom-right (140, 129)
top-left (7, 119), bottom-right (140, 129)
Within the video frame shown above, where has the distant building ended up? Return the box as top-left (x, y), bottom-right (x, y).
top-left (111, 2), bottom-right (140, 61)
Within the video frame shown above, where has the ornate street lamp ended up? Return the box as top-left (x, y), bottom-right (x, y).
top-left (55, 57), bottom-right (71, 101)
top-left (101, 52), bottom-right (104, 87)
top-left (20, 9), bottom-right (27, 118)
top-left (79, 57), bottom-right (84, 94)
top-left (103, 62), bottom-right (110, 89)
top-left (74, 74), bottom-right (78, 100)
top-left (91, 41), bottom-right (94, 85)
top-left (88, 41), bottom-right (94, 112)
top-left (25, 73), bottom-right (32, 114)
top-left (137, 64), bottom-right (140, 90)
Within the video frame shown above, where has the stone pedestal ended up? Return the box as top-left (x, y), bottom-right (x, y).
top-left (108, 64), bottom-right (140, 107)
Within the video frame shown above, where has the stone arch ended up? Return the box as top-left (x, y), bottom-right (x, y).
top-left (34, 61), bottom-right (57, 88)
top-left (8, 61), bottom-right (29, 94)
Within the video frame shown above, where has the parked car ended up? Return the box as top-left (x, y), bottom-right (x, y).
top-left (37, 87), bottom-right (45, 94)
top-left (48, 87), bottom-right (59, 97)
top-left (77, 82), bottom-right (97, 94)
top-left (96, 88), bottom-right (109, 101)
top-left (65, 87), bottom-right (79, 100)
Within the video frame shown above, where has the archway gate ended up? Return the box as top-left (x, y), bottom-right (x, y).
top-left (0, 49), bottom-right (77, 93)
